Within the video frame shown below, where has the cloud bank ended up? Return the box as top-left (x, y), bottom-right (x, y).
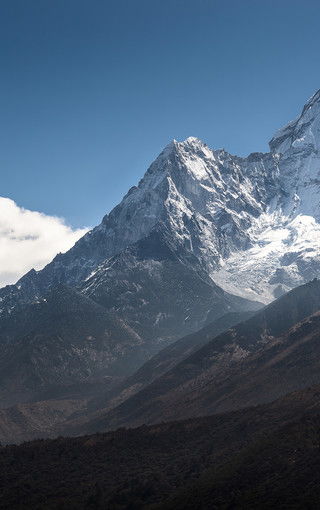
top-left (0, 197), bottom-right (89, 288)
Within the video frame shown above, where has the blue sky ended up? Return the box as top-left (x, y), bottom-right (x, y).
top-left (1, 0), bottom-right (320, 228)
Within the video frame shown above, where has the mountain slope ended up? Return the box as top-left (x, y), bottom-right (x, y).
top-left (0, 285), bottom-right (145, 407)
top-left (158, 400), bottom-right (320, 509)
top-left (86, 310), bottom-right (255, 416)
top-left (0, 399), bottom-right (88, 446)
top-left (0, 310), bottom-right (254, 444)
top-left (85, 279), bottom-right (320, 431)
top-left (0, 228), bottom-right (260, 413)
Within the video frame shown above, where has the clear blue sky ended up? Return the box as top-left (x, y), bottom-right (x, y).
top-left (1, 0), bottom-right (320, 227)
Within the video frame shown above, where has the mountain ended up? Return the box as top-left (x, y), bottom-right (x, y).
top-left (2, 89), bottom-right (320, 506)
top-left (84, 279), bottom-right (320, 432)
top-left (0, 137), bottom-right (279, 309)
top-left (0, 89), bottom-right (320, 442)
top-left (0, 285), bottom-right (145, 408)
top-left (1, 90), bottom-right (320, 347)
top-left (2, 384), bottom-right (320, 509)
top-left (0, 165), bottom-right (263, 347)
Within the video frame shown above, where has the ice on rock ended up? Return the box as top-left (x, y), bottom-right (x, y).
top-left (212, 213), bottom-right (320, 303)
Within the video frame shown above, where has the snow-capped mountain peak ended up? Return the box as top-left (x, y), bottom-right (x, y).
top-left (1, 89), bottom-right (320, 315)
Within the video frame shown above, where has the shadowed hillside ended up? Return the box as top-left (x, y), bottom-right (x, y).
top-left (1, 385), bottom-right (320, 509)
top-left (81, 279), bottom-right (320, 433)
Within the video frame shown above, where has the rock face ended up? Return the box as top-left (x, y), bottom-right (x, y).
top-left (270, 89), bottom-right (320, 219)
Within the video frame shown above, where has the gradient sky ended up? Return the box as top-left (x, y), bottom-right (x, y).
top-left (1, 0), bottom-right (320, 228)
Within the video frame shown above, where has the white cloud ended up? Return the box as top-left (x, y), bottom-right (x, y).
top-left (0, 197), bottom-right (89, 288)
